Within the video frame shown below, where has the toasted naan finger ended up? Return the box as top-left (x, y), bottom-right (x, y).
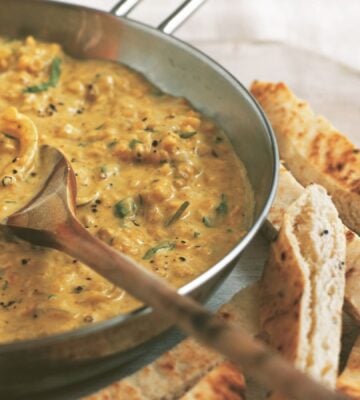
top-left (251, 81), bottom-right (360, 235)
top-left (261, 185), bottom-right (346, 398)
top-left (83, 283), bottom-right (260, 400)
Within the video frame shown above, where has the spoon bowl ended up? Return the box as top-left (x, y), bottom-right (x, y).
top-left (4, 146), bottom-right (77, 247)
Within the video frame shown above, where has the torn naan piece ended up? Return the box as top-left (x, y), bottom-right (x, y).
top-left (179, 361), bottom-right (246, 400)
top-left (265, 164), bottom-right (360, 323)
top-left (84, 283), bottom-right (260, 400)
top-left (260, 185), bottom-right (346, 398)
top-left (251, 81), bottom-right (360, 235)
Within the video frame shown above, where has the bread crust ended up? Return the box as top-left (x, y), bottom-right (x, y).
top-left (251, 81), bottom-right (360, 235)
top-left (260, 185), bottom-right (346, 394)
top-left (265, 165), bottom-right (360, 324)
top-left (179, 362), bottom-right (246, 400)
top-left (337, 336), bottom-right (360, 399)
top-left (83, 284), bottom-right (260, 400)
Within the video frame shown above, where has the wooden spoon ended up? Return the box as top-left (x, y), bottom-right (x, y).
top-left (2, 145), bottom-right (348, 400)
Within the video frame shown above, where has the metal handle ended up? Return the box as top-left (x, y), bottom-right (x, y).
top-left (110, 0), bottom-right (206, 35)
top-left (110, 0), bottom-right (142, 17)
top-left (157, 0), bottom-right (206, 34)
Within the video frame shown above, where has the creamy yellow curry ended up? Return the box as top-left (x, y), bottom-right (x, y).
top-left (0, 36), bottom-right (254, 342)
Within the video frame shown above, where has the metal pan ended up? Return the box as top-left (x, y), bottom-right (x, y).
top-left (0, 0), bottom-right (278, 398)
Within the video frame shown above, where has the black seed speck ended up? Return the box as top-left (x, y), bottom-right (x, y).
top-left (74, 286), bottom-right (84, 293)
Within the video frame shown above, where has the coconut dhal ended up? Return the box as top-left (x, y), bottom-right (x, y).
top-left (0, 36), bottom-right (253, 342)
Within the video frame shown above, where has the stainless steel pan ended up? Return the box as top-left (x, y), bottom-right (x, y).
top-left (0, 0), bottom-right (278, 398)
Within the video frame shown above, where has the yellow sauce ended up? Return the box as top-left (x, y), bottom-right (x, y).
top-left (0, 36), bottom-right (254, 342)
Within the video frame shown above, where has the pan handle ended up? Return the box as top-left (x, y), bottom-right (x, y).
top-left (157, 0), bottom-right (206, 34)
top-left (110, 0), bottom-right (206, 35)
top-left (110, 0), bottom-right (142, 16)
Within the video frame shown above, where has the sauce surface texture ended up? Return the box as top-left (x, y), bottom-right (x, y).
top-left (0, 37), bottom-right (254, 342)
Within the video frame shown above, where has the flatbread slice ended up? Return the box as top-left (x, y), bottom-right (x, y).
top-left (260, 185), bottom-right (346, 393)
top-left (251, 81), bottom-right (360, 235)
top-left (337, 336), bottom-right (360, 399)
top-left (265, 164), bottom-right (360, 323)
top-left (179, 361), bottom-right (246, 400)
top-left (83, 283), bottom-right (260, 400)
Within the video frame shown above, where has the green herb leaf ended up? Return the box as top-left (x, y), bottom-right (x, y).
top-left (193, 231), bottom-right (200, 238)
top-left (114, 197), bottom-right (138, 219)
top-left (2, 280), bottom-right (8, 290)
top-left (129, 139), bottom-right (143, 149)
top-left (100, 165), bottom-right (107, 174)
top-left (95, 123), bottom-right (105, 131)
top-left (107, 140), bottom-right (118, 148)
top-left (165, 201), bottom-right (190, 227)
top-left (215, 194), bottom-right (228, 216)
top-left (143, 242), bottom-right (175, 260)
top-left (48, 294), bottom-right (56, 299)
top-left (48, 57), bottom-right (62, 86)
top-left (150, 87), bottom-right (163, 97)
top-left (179, 131), bottom-right (197, 139)
top-left (24, 57), bottom-right (62, 93)
top-left (202, 216), bottom-right (214, 228)
top-left (215, 136), bottom-right (224, 143)
top-left (24, 82), bottom-right (49, 93)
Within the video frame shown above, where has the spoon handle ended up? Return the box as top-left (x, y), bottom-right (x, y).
top-left (56, 219), bottom-right (347, 400)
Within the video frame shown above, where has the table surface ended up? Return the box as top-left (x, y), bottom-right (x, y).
top-left (45, 1), bottom-right (360, 398)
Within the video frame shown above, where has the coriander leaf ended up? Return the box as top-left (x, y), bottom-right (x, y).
top-left (150, 87), bottom-right (163, 97)
top-left (107, 140), bottom-right (118, 148)
top-left (24, 57), bottom-right (62, 93)
top-left (129, 139), bottom-right (143, 149)
top-left (143, 242), bottom-right (175, 260)
top-left (48, 57), bottom-right (62, 86)
top-left (165, 201), bottom-right (190, 227)
top-left (215, 194), bottom-right (228, 216)
top-left (202, 216), bottom-right (214, 228)
top-left (25, 82), bottom-right (50, 93)
top-left (179, 131), bottom-right (197, 139)
top-left (114, 197), bottom-right (138, 219)
top-left (95, 123), bottom-right (106, 131)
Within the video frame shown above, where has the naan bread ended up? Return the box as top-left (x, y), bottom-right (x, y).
top-left (84, 283), bottom-right (260, 400)
top-left (179, 362), bottom-right (246, 400)
top-left (260, 185), bottom-right (346, 395)
top-left (343, 230), bottom-right (360, 323)
top-left (251, 81), bottom-right (360, 235)
top-left (265, 164), bottom-right (360, 323)
top-left (337, 336), bottom-right (360, 399)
